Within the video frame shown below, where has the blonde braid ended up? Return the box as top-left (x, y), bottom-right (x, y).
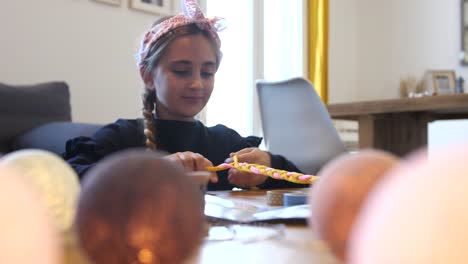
top-left (142, 88), bottom-right (157, 150)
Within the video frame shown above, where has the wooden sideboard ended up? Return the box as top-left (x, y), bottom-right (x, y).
top-left (327, 94), bottom-right (468, 156)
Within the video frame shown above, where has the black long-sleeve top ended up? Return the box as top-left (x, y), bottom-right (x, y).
top-left (63, 119), bottom-right (305, 191)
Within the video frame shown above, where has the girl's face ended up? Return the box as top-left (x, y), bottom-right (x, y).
top-left (150, 34), bottom-right (217, 121)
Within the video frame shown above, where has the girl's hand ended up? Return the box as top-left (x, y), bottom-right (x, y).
top-left (165, 151), bottom-right (218, 183)
top-left (225, 147), bottom-right (271, 188)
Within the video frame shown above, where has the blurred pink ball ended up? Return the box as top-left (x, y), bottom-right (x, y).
top-left (349, 145), bottom-right (468, 264)
top-left (309, 149), bottom-right (399, 261)
top-left (0, 166), bottom-right (60, 264)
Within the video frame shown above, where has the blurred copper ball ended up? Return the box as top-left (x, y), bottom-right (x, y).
top-left (308, 149), bottom-right (399, 261)
top-left (349, 146), bottom-right (468, 264)
top-left (0, 166), bottom-right (60, 264)
top-left (0, 149), bottom-right (80, 232)
top-left (76, 150), bottom-right (205, 264)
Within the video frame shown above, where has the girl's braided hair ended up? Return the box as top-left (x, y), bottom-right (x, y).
top-left (140, 21), bottom-right (222, 151)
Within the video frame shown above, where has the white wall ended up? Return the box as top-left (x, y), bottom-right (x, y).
top-left (1, 0), bottom-right (466, 122)
top-left (329, 0), bottom-right (466, 103)
top-left (0, 0), bottom-right (164, 123)
top-left (329, 0), bottom-right (358, 102)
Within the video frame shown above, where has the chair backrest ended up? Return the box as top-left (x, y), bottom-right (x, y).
top-left (256, 77), bottom-right (346, 175)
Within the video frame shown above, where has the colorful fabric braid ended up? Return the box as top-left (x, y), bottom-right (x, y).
top-left (206, 156), bottom-right (318, 184)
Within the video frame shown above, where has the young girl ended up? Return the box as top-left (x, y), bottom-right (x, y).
top-left (64, 0), bottom-right (303, 191)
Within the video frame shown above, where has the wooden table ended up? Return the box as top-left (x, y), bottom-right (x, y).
top-left (62, 189), bottom-right (340, 264)
top-left (188, 189), bottom-right (340, 264)
top-left (327, 94), bottom-right (468, 156)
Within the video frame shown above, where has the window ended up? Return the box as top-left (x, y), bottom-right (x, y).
top-left (205, 0), bottom-right (306, 137)
top-left (205, 0), bottom-right (254, 137)
top-left (263, 0), bottom-right (306, 81)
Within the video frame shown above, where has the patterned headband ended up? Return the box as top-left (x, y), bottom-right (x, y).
top-left (137, 0), bottom-right (226, 84)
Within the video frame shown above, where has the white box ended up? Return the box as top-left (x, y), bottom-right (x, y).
top-left (428, 119), bottom-right (468, 157)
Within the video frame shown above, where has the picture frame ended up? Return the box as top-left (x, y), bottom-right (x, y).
top-left (129, 0), bottom-right (172, 15)
top-left (424, 70), bottom-right (456, 95)
top-left (92, 0), bottom-right (121, 6)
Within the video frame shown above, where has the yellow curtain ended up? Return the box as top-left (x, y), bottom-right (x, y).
top-left (308, 0), bottom-right (329, 103)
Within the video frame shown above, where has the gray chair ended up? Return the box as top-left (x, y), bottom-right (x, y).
top-left (256, 77), bottom-right (346, 175)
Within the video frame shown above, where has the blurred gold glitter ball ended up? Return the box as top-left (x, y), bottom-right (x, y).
top-left (0, 149), bottom-right (80, 232)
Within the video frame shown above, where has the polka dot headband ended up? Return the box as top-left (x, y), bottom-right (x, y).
top-left (137, 0), bottom-right (225, 83)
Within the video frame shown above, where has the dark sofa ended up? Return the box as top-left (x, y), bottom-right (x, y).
top-left (0, 81), bottom-right (102, 156)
